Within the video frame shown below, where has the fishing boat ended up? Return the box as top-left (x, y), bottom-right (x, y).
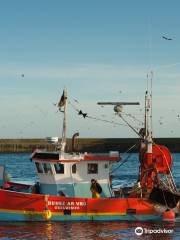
top-left (0, 87), bottom-right (179, 222)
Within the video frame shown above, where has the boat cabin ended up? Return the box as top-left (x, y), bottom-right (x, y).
top-left (30, 90), bottom-right (121, 198)
top-left (31, 150), bottom-right (120, 198)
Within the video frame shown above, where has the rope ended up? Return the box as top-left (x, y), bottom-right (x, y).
top-left (165, 174), bottom-right (174, 191)
top-left (156, 176), bottom-right (178, 209)
top-left (154, 144), bottom-right (177, 192)
top-left (122, 112), bottom-right (144, 125)
top-left (119, 115), bottom-right (141, 137)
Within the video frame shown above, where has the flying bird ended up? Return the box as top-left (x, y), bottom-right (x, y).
top-left (78, 110), bottom-right (87, 118)
top-left (73, 99), bottom-right (79, 104)
top-left (162, 36), bottom-right (173, 41)
top-left (159, 121), bottom-right (163, 125)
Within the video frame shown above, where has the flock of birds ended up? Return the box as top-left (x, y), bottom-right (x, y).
top-left (15, 33), bottom-right (177, 136)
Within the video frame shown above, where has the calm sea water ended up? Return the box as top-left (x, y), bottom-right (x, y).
top-left (0, 152), bottom-right (180, 239)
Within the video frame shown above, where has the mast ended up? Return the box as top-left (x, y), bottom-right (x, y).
top-left (139, 74), bottom-right (155, 196)
top-left (59, 89), bottom-right (67, 152)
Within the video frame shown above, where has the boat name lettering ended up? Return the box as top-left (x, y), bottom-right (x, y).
top-left (48, 201), bottom-right (86, 207)
top-left (54, 206), bottom-right (80, 210)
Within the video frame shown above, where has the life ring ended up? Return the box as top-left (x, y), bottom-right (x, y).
top-left (43, 209), bottom-right (52, 220)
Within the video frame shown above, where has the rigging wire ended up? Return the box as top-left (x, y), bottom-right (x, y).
top-left (68, 97), bottom-right (142, 178)
top-left (68, 100), bottom-right (127, 127)
top-left (121, 111), bottom-right (144, 125)
top-left (119, 114), bottom-right (141, 137)
top-left (111, 142), bottom-right (139, 174)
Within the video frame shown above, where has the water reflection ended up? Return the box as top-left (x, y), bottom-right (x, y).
top-left (0, 221), bottom-right (180, 240)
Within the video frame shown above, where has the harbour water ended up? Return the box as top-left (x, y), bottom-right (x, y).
top-left (0, 153), bottom-right (180, 239)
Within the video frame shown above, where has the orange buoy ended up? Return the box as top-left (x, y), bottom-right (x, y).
top-left (163, 210), bottom-right (175, 221)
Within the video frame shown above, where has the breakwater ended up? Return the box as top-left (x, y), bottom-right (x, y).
top-left (0, 138), bottom-right (180, 153)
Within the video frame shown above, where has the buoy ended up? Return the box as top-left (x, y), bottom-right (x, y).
top-left (163, 210), bottom-right (175, 221)
top-left (43, 209), bottom-right (52, 220)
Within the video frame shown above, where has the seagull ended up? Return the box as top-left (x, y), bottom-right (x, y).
top-left (162, 36), bottom-right (173, 41)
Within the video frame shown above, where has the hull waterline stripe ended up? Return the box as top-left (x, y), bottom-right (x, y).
top-left (0, 208), bottom-right (126, 216)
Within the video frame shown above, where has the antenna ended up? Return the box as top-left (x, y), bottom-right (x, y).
top-left (97, 101), bottom-right (141, 137)
top-left (97, 102), bottom-right (140, 106)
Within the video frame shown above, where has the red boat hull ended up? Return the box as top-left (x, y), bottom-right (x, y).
top-left (0, 189), bottom-right (163, 221)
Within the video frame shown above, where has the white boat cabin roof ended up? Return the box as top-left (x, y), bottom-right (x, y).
top-left (31, 149), bottom-right (120, 163)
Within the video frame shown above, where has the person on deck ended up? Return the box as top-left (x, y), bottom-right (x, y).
top-left (90, 179), bottom-right (102, 198)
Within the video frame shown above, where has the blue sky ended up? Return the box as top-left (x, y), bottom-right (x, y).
top-left (0, 0), bottom-right (180, 138)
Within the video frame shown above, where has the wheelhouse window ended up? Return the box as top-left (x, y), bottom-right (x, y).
top-left (54, 163), bottom-right (64, 174)
top-left (35, 162), bottom-right (43, 173)
top-left (88, 163), bottom-right (98, 174)
top-left (43, 163), bottom-right (53, 174)
top-left (72, 164), bottom-right (76, 174)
